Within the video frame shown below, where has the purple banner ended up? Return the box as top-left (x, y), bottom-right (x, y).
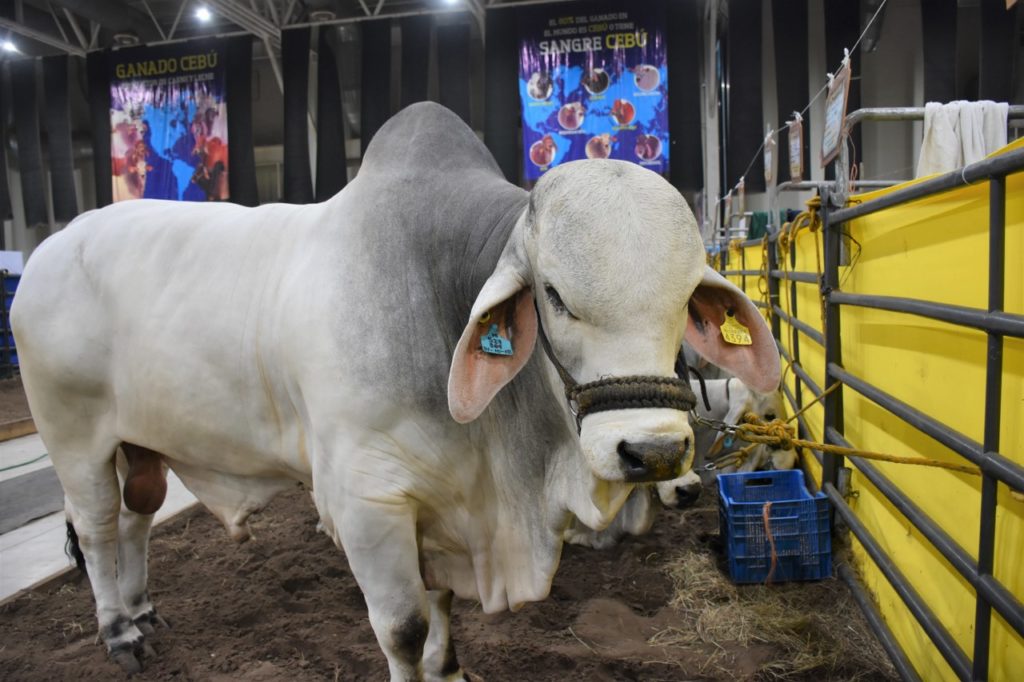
top-left (518, 2), bottom-right (668, 183)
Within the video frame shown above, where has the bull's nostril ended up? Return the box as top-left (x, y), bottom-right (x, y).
top-left (682, 437), bottom-right (691, 454)
top-left (617, 440), bottom-right (648, 475)
top-left (675, 485), bottom-right (702, 508)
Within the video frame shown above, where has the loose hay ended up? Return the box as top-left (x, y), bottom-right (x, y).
top-left (656, 497), bottom-right (898, 681)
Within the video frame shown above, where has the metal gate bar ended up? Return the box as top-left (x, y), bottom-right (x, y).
top-left (822, 149), bottom-right (1024, 681)
top-left (838, 562), bottom-right (923, 682)
top-left (717, 144), bottom-right (1024, 680)
top-left (823, 481), bottom-right (973, 680)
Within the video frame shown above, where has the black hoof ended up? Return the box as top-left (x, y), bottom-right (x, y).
top-left (134, 608), bottom-right (171, 634)
top-left (111, 647), bottom-right (143, 675)
top-left (104, 614), bottom-right (151, 674)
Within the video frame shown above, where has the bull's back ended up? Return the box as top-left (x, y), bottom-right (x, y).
top-left (14, 199), bottom-right (324, 472)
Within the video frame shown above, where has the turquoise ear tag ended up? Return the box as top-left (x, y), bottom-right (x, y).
top-left (481, 323), bottom-right (513, 356)
top-left (723, 435), bottom-right (735, 449)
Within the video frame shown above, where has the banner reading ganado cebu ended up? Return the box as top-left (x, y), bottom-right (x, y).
top-left (518, 2), bottom-right (668, 183)
top-left (109, 40), bottom-right (229, 202)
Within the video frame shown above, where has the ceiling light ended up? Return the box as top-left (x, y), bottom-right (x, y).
top-left (196, 6), bottom-right (212, 22)
top-left (1, 40), bottom-right (17, 53)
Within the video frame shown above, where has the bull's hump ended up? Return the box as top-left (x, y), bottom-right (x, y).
top-left (359, 103), bottom-right (502, 178)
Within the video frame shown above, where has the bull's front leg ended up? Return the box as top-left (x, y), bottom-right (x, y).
top-left (338, 499), bottom-right (432, 681)
top-left (423, 589), bottom-right (466, 682)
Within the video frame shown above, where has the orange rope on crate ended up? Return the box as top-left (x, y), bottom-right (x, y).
top-left (762, 501), bottom-right (778, 586)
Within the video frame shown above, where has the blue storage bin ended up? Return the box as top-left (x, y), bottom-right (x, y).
top-left (0, 273), bottom-right (18, 371)
top-left (718, 470), bottom-right (831, 584)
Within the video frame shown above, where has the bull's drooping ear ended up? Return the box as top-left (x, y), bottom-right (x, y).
top-left (685, 266), bottom-right (780, 394)
top-left (448, 264), bottom-right (538, 423)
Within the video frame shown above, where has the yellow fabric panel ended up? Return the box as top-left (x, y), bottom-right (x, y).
top-left (837, 154), bottom-right (1024, 679)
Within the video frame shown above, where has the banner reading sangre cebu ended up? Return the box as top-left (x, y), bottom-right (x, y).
top-left (109, 40), bottom-right (228, 202)
top-left (518, 2), bottom-right (668, 183)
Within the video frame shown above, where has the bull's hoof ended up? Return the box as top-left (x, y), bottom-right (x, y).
top-left (133, 608), bottom-right (171, 635)
top-left (103, 615), bottom-right (153, 674)
top-left (135, 618), bottom-right (154, 636)
top-left (110, 646), bottom-right (143, 675)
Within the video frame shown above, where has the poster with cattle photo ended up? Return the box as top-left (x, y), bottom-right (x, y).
top-left (518, 2), bottom-right (668, 183)
top-left (109, 40), bottom-right (229, 202)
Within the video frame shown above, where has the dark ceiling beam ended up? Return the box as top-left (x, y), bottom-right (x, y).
top-left (0, 16), bottom-right (86, 56)
top-left (207, 0), bottom-right (280, 48)
top-left (44, 0), bottom-right (162, 42)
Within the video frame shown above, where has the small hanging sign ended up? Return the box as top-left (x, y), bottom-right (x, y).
top-left (480, 323), bottom-right (513, 356)
top-left (788, 117), bottom-right (804, 182)
top-left (821, 60), bottom-right (851, 167)
top-left (721, 311), bottom-right (752, 346)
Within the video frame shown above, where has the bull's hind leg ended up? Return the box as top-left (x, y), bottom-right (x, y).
top-left (56, 437), bottom-right (153, 673)
top-left (115, 445), bottom-right (170, 635)
top-left (423, 589), bottom-right (465, 682)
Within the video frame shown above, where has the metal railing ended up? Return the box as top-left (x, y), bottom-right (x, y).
top-left (834, 105), bottom-right (1024, 205)
top-left (718, 147), bottom-right (1024, 681)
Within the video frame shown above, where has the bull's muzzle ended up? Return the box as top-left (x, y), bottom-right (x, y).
top-left (616, 437), bottom-right (690, 482)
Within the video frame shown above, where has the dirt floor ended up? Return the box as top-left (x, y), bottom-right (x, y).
top-left (0, 482), bottom-right (896, 682)
top-left (0, 376), bottom-right (31, 422)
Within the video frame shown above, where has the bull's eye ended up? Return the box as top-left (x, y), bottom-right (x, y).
top-left (765, 412), bottom-right (777, 421)
top-left (544, 285), bottom-right (577, 319)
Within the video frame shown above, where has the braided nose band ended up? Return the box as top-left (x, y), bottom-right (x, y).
top-left (534, 302), bottom-right (697, 431)
top-left (569, 375), bottom-right (698, 419)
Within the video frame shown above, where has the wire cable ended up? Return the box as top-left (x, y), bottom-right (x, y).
top-left (711, 0), bottom-right (891, 224)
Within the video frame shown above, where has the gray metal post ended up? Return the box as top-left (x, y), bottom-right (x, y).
top-left (821, 188), bottom-right (845, 494)
top-left (972, 175), bottom-right (1005, 681)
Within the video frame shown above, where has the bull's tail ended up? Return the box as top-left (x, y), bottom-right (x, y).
top-left (65, 520), bottom-right (87, 574)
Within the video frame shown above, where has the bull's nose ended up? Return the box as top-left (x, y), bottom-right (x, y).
top-left (674, 484), bottom-right (702, 509)
top-left (616, 439), bottom-right (688, 482)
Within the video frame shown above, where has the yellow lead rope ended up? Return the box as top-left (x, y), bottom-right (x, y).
top-left (694, 412), bottom-right (982, 477)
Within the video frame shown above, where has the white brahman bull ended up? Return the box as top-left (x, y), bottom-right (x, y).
top-left (12, 103), bottom-right (779, 680)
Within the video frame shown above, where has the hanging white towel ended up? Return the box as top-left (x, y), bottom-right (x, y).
top-left (916, 101), bottom-right (962, 177)
top-left (958, 100), bottom-right (1007, 166)
top-left (980, 100), bottom-right (1008, 157)
top-left (917, 100), bottom-right (1009, 177)
top-left (960, 101), bottom-right (988, 165)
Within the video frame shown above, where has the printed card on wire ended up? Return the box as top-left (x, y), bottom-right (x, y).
top-left (821, 62), bottom-right (851, 168)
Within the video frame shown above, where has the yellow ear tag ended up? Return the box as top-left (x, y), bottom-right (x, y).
top-left (721, 311), bottom-right (752, 346)
top-left (478, 311), bottom-right (492, 325)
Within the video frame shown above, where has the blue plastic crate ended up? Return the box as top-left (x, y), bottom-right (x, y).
top-left (0, 274), bottom-right (18, 370)
top-left (718, 470), bottom-right (831, 584)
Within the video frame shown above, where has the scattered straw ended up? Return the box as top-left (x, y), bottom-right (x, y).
top-left (652, 500), bottom-right (897, 681)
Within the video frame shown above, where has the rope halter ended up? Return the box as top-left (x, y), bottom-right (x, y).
top-left (533, 303), bottom-right (698, 432)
